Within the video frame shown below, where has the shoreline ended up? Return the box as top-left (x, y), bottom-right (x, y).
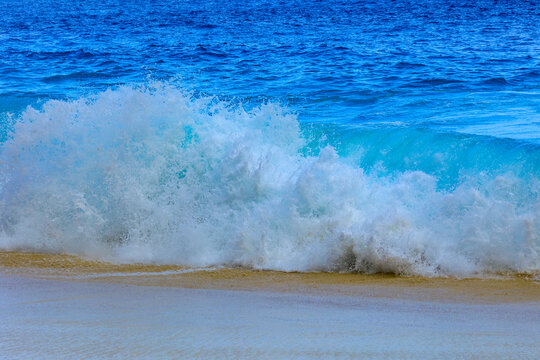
top-left (2, 250), bottom-right (540, 359)
top-left (1, 251), bottom-right (539, 304)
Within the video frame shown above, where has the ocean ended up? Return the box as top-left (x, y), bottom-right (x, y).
top-left (1, 0), bottom-right (539, 277)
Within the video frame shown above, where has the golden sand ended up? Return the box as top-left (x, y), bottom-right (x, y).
top-left (1, 250), bottom-right (539, 303)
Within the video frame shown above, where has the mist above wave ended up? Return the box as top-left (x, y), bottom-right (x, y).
top-left (0, 84), bottom-right (538, 277)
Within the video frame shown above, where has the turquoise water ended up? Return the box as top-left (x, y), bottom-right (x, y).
top-left (0, 0), bottom-right (539, 276)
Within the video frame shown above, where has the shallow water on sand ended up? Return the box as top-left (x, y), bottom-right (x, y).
top-left (2, 252), bottom-right (539, 358)
top-left (1, 274), bottom-right (539, 360)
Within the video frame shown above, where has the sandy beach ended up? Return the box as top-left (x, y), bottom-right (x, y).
top-left (1, 251), bottom-right (539, 359)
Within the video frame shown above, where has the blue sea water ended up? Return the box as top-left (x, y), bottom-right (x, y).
top-left (0, 0), bottom-right (539, 276)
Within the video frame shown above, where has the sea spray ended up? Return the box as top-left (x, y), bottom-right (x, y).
top-left (0, 84), bottom-right (538, 277)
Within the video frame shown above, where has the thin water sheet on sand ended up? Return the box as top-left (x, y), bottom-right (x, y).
top-left (1, 251), bottom-right (539, 359)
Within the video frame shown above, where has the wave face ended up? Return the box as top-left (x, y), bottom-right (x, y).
top-left (0, 84), bottom-right (539, 276)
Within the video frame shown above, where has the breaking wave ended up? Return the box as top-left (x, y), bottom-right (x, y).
top-left (1, 83), bottom-right (539, 277)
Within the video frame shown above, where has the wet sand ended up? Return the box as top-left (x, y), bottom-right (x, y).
top-left (1, 251), bottom-right (540, 359)
top-left (1, 251), bottom-right (539, 303)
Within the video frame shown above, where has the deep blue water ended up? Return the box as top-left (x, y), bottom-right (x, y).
top-left (0, 0), bottom-right (539, 275)
top-left (2, 0), bottom-right (539, 136)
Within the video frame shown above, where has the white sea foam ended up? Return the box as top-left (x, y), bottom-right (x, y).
top-left (0, 84), bottom-right (538, 276)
